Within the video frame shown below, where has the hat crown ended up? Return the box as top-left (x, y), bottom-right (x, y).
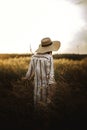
top-left (41, 37), bottom-right (52, 47)
top-left (36, 37), bottom-right (61, 53)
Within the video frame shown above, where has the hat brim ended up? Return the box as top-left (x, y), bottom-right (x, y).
top-left (36, 41), bottom-right (61, 53)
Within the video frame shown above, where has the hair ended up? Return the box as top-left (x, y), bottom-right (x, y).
top-left (37, 51), bottom-right (52, 55)
top-left (46, 51), bottom-right (52, 54)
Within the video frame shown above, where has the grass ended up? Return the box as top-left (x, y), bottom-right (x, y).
top-left (0, 54), bottom-right (87, 129)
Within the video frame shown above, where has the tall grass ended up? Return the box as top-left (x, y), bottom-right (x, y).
top-left (0, 55), bottom-right (87, 129)
top-left (54, 58), bottom-right (87, 83)
top-left (0, 57), bottom-right (30, 80)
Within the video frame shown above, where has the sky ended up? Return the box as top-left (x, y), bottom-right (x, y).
top-left (0, 0), bottom-right (87, 54)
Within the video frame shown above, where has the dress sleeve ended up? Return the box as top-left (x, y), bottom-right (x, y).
top-left (25, 57), bottom-right (34, 80)
top-left (48, 56), bottom-right (56, 85)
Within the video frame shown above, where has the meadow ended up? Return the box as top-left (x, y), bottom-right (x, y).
top-left (0, 54), bottom-right (87, 130)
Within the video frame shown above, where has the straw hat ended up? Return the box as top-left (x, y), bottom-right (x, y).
top-left (36, 37), bottom-right (61, 53)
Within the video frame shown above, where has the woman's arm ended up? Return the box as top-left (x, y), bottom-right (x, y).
top-left (22, 57), bottom-right (34, 81)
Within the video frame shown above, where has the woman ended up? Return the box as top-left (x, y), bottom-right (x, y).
top-left (22, 37), bottom-right (61, 106)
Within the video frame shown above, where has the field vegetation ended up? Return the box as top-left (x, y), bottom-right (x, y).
top-left (0, 54), bottom-right (87, 129)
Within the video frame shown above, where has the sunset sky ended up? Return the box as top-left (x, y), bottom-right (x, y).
top-left (0, 0), bottom-right (87, 54)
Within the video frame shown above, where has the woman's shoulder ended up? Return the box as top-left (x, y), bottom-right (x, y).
top-left (32, 53), bottom-right (52, 60)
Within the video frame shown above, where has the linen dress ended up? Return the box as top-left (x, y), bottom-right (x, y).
top-left (25, 53), bottom-right (56, 105)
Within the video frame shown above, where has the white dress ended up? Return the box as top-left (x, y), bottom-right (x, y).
top-left (26, 53), bottom-right (56, 105)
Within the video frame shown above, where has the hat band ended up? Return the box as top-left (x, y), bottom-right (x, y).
top-left (42, 42), bottom-right (52, 47)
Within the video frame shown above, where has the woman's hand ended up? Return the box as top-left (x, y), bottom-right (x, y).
top-left (21, 77), bottom-right (28, 81)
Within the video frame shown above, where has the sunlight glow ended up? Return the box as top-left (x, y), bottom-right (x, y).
top-left (0, 0), bottom-right (85, 54)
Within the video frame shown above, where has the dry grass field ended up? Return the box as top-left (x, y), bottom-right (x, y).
top-left (0, 54), bottom-right (87, 130)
